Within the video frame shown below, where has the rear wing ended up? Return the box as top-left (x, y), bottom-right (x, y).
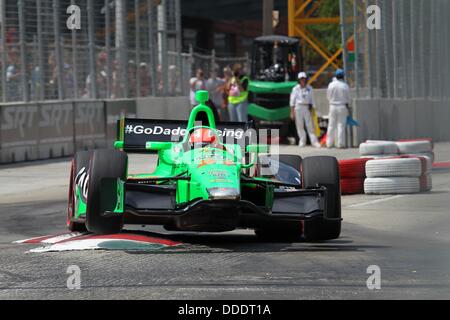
top-left (116, 118), bottom-right (254, 153)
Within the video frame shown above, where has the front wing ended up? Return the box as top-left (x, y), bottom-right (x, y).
top-left (107, 180), bottom-right (336, 232)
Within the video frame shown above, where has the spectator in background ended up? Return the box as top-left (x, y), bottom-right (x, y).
top-left (273, 41), bottom-right (283, 65)
top-left (84, 51), bottom-right (108, 98)
top-left (128, 60), bottom-right (137, 97)
top-left (96, 51), bottom-right (108, 98)
top-left (227, 63), bottom-right (249, 122)
top-left (190, 68), bottom-right (206, 108)
top-left (111, 59), bottom-right (121, 99)
top-left (206, 69), bottom-right (226, 121)
top-left (6, 50), bottom-right (21, 101)
top-left (48, 52), bottom-right (58, 99)
top-left (219, 66), bottom-right (233, 114)
top-left (139, 62), bottom-right (150, 97)
top-left (157, 64), bottom-right (163, 95)
top-left (6, 27), bottom-right (17, 44)
top-left (29, 64), bottom-right (42, 101)
top-left (63, 63), bottom-right (75, 99)
top-left (168, 65), bottom-right (178, 96)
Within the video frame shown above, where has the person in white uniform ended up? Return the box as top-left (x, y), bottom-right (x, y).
top-left (326, 69), bottom-right (350, 149)
top-left (290, 72), bottom-right (321, 148)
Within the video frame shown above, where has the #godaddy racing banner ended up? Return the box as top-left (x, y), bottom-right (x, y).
top-left (119, 118), bottom-right (255, 152)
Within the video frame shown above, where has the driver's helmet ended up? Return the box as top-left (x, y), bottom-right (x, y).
top-left (189, 128), bottom-right (218, 149)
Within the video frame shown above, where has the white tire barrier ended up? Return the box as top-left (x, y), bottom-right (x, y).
top-left (359, 139), bottom-right (434, 195)
top-left (396, 141), bottom-right (433, 154)
top-left (366, 158), bottom-right (425, 178)
top-left (405, 152), bottom-right (435, 164)
top-left (364, 177), bottom-right (421, 194)
top-left (361, 154), bottom-right (399, 160)
top-left (359, 141), bottom-right (399, 156)
top-left (403, 154), bottom-right (433, 173)
top-left (420, 174), bottom-right (433, 192)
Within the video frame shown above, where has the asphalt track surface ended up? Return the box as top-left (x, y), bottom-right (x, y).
top-left (1, 145), bottom-right (450, 300)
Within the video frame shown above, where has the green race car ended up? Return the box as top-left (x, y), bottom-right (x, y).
top-left (67, 91), bottom-right (342, 241)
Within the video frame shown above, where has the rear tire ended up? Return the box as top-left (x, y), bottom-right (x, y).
top-left (67, 152), bottom-right (91, 232)
top-left (302, 156), bottom-right (342, 241)
top-left (85, 150), bottom-right (127, 235)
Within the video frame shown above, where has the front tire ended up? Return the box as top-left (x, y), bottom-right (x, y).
top-left (67, 152), bottom-right (91, 232)
top-left (302, 156), bottom-right (342, 241)
top-left (85, 150), bottom-right (127, 235)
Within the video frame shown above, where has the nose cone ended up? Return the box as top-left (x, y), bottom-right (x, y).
top-left (191, 163), bottom-right (241, 201)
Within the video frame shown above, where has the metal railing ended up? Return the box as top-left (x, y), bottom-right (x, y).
top-left (342, 0), bottom-right (450, 100)
top-left (0, 0), bottom-right (251, 103)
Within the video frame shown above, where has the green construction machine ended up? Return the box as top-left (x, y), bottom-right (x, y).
top-left (248, 35), bottom-right (301, 143)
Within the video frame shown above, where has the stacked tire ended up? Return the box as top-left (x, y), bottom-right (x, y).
top-left (359, 139), bottom-right (435, 163)
top-left (396, 139), bottom-right (435, 163)
top-left (339, 158), bottom-right (372, 195)
top-left (364, 155), bottom-right (432, 195)
top-left (360, 141), bottom-right (399, 159)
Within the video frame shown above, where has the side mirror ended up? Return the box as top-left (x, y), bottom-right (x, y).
top-left (246, 144), bottom-right (270, 154)
top-left (146, 142), bottom-right (172, 151)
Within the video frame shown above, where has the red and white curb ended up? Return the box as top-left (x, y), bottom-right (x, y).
top-left (433, 161), bottom-right (450, 169)
top-left (14, 232), bottom-right (182, 253)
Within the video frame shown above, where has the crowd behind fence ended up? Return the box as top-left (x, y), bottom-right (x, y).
top-left (0, 0), bottom-right (250, 103)
top-left (343, 0), bottom-right (450, 100)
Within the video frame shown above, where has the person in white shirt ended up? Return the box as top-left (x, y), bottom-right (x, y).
top-left (326, 69), bottom-right (350, 148)
top-left (290, 72), bottom-right (321, 148)
top-left (206, 70), bottom-right (226, 120)
top-left (190, 69), bottom-right (206, 108)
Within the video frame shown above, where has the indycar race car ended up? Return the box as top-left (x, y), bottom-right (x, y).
top-left (67, 91), bottom-right (342, 241)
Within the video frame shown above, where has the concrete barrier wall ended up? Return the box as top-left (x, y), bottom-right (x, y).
top-left (38, 101), bottom-right (74, 159)
top-left (0, 103), bottom-right (40, 163)
top-left (74, 100), bottom-right (107, 151)
top-left (353, 98), bottom-right (450, 143)
top-left (432, 100), bottom-right (450, 142)
top-left (353, 99), bottom-right (380, 143)
top-left (0, 97), bottom-right (186, 164)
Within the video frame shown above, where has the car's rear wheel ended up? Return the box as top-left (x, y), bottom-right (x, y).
top-left (85, 150), bottom-right (127, 235)
top-left (67, 151), bottom-right (91, 232)
top-left (302, 156), bottom-right (342, 241)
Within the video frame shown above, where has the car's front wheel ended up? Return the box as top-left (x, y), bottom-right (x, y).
top-left (67, 151), bottom-right (91, 232)
top-left (85, 150), bottom-right (128, 235)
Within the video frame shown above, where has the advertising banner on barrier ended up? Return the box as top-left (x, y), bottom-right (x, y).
top-left (74, 101), bottom-right (106, 151)
top-left (105, 99), bottom-right (136, 147)
top-left (37, 101), bottom-right (74, 159)
top-left (0, 104), bottom-right (40, 163)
